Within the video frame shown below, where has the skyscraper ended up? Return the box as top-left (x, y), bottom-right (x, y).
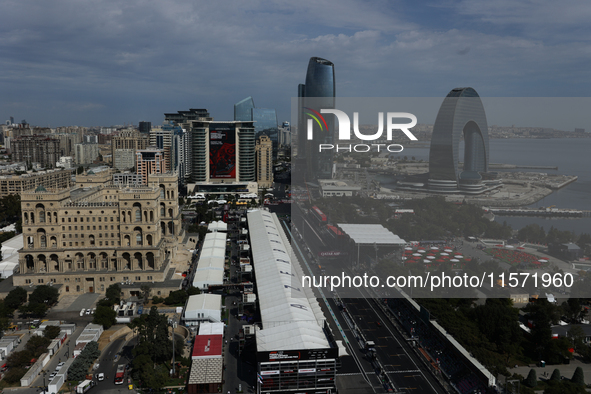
top-left (297, 57), bottom-right (335, 180)
top-left (234, 97), bottom-right (255, 122)
top-left (255, 135), bottom-right (273, 188)
top-left (428, 87), bottom-right (489, 193)
top-left (139, 121), bottom-right (152, 134)
top-left (234, 97), bottom-right (279, 159)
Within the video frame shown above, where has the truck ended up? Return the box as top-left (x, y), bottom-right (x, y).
top-left (114, 364), bottom-right (126, 385)
top-left (76, 379), bottom-right (95, 393)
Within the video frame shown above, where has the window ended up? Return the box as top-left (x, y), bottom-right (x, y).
top-left (135, 276), bottom-right (141, 281)
top-left (25, 279), bottom-right (32, 284)
top-left (68, 226), bottom-right (71, 230)
top-left (99, 225), bottom-right (102, 230)
top-left (110, 277), bottom-right (115, 281)
top-left (66, 286), bottom-right (69, 292)
top-left (38, 279), bottom-right (43, 284)
top-left (68, 218), bottom-right (71, 222)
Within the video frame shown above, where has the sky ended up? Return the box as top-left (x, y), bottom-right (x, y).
top-left (2, 0), bottom-right (591, 128)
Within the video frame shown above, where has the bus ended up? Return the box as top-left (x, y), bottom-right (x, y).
top-left (114, 364), bottom-right (125, 385)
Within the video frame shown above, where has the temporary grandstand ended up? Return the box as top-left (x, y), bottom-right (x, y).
top-left (386, 289), bottom-right (496, 394)
top-left (247, 210), bottom-right (340, 394)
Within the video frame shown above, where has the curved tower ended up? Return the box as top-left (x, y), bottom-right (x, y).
top-left (428, 87), bottom-right (489, 192)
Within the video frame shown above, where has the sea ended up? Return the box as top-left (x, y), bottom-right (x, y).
top-left (379, 138), bottom-right (591, 236)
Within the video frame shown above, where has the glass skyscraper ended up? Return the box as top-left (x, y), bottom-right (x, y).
top-left (234, 97), bottom-right (255, 122)
top-left (297, 57), bottom-right (335, 181)
top-left (234, 97), bottom-right (279, 159)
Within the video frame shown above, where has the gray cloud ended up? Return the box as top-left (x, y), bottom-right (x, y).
top-left (1, 0), bottom-right (590, 126)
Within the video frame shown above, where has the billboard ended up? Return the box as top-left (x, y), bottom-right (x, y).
top-left (210, 129), bottom-right (236, 179)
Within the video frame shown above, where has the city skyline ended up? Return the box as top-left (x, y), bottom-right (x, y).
top-left (2, 1), bottom-right (591, 127)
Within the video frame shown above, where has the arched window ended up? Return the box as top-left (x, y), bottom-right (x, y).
top-left (135, 209), bottom-right (141, 222)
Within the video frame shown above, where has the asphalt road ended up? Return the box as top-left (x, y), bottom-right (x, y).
top-left (343, 297), bottom-right (444, 394)
top-left (285, 216), bottom-right (445, 394)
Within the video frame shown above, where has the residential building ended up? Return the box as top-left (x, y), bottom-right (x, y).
top-left (136, 147), bottom-right (167, 185)
top-left (11, 135), bottom-right (61, 168)
top-left (255, 135), bottom-right (273, 188)
top-left (0, 169), bottom-right (72, 197)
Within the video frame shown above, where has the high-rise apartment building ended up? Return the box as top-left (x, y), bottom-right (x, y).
top-left (74, 143), bottom-right (100, 165)
top-left (136, 147), bottom-right (167, 185)
top-left (139, 121), bottom-right (152, 134)
top-left (255, 135), bottom-right (273, 188)
top-left (297, 57), bottom-right (335, 180)
top-left (185, 120), bottom-right (255, 184)
top-left (112, 130), bottom-right (149, 170)
top-left (12, 135), bottom-right (61, 168)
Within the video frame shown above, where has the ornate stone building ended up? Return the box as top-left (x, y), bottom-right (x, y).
top-left (15, 172), bottom-right (182, 294)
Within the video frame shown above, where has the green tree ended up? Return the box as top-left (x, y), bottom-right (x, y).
top-left (93, 305), bottom-right (117, 329)
top-left (6, 350), bottom-right (32, 368)
top-left (25, 335), bottom-right (51, 357)
top-left (164, 289), bottom-right (188, 305)
top-left (568, 325), bottom-right (586, 353)
top-left (525, 368), bottom-right (537, 388)
top-left (140, 285), bottom-right (151, 304)
top-left (550, 368), bottom-right (561, 381)
top-left (76, 166), bottom-right (84, 175)
top-left (3, 367), bottom-right (27, 383)
top-left (105, 283), bottom-right (122, 305)
top-left (19, 302), bottom-right (48, 318)
top-left (29, 285), bottom-right (59, 305)
top-left (5, 287), bottom-right (28, 310)
top-left (144, 364), bottom-right (169, 391)
top-left (571, 366), bottom-right (585, 386)
top-left (43, 325), bottom-right (61, 339)
top-left (187, 286), bottom-right (201, 296)
top-left (68, 341), bottom-right (101, 381)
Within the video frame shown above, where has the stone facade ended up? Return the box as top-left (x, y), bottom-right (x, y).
top-left (15, 172), bottom-right (182, 295)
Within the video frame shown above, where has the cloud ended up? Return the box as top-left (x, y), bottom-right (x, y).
top-left (0, 0), bottom-right (590, 126)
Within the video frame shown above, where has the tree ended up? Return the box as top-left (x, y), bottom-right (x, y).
top-left (25, 335), bottom-right (51, 357)
top-left (187, 286), bottom-right (201, 296)
top-left (105, 283), bottom-right (122, 305)
top-left (5, 287), bottom-right (28, 310)
top-left (69, 341), bottom-right (101, 381)
top-left (93, 305), bottom-right (117, 329)
top-left (164, 289), bottom-right (188, 305)
top-left (140, 285), bottom-right (151, 304)
top-left (568, 325), bottom-right (586, 353)
top-left (3, 367), bottom-right (27, 383)
top-left (6, 350), bottom-right (32, 369)
top-left (571, 366), bottom-right (585, 386)
top-left (43, 325), bottom-right (61, 339)
top-left (525, 368), bottom-right (537, 388)
top-left (550, 368), bottom-right (561, 381)
top-left (29, 285), bottom-right (59, 305)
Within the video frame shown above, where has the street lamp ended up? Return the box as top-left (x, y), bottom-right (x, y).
top-left (39, 369), bottom-right (47, 393)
